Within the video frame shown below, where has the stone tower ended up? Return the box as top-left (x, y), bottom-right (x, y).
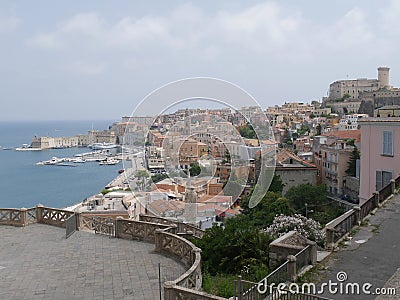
top-left (184, 109), bottom-right (191, 136)
top-left (378, 67), bottom-right (390, 88)
top-left (183, 176), bottom-right (197, 224)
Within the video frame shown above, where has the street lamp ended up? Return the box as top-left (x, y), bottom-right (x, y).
top-left (305, 203), bottom-right (314, 218)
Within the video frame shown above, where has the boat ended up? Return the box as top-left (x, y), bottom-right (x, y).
top-left (15, 144), bottom-right (41, 151)
top-left (99, 158), bottom-right (120, 165)
top-left (118, 169), bottom-right (125, 174)
top-left (91, 143), bottom-right (118, 150)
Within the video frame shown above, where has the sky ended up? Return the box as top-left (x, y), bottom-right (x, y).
top-left (1, 0), bottom-right (399, 121)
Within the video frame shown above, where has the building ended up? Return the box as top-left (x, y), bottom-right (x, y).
top-left (313, 130), bottom-right (360, 195)
top-left (358, 117), bottom-right (400, 203)
top-left (375, 105), bottom-right (400, 117)
top-left (275, 150), bottom-right (317, 195)
top-left (327, 67), bottom-right (389, 101)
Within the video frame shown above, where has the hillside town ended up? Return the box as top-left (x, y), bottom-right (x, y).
top-left (33, 67), bottom-right (397, 229)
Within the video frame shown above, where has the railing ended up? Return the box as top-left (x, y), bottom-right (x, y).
top-left (266, 286), bottom-right (332, 300)
top-left (325, 177), bottom-right (398, 250)
top-left (38, 206), bottom-right (74, 228)
top-left (360, 196), bottom-right (376, 220)
top-left (325, 209), bottom-right (358, 245)
top-left (116, 218), bottom-right (174, 242)
top-left (295, 245), bottom-right (312, 273)
top-left (140, 214), bottom-right (205, 238)
top-left (163, 285), bottom-right (226, 300)
top-left (0, 205), bottom-right (74, 228)
top-left (379, 183), bottom-right (393, 202)
top-left (80, 214), bottom-right (95, 232)
top-left (0, 208), bottom-right (22, 226)
top-left (178, 222), bottom-right (205, 239)
top-left (93, 216), bottom-right (115, 236)
top-left (139, 214), bottom-right (177, 226)
top-left (236, 267), bottom-right (332, 300)
top-left (26, 207), bottom-right (37, 225)
top-left (234, 277), bottom-right (264, 300)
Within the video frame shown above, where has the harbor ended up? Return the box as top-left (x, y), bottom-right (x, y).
top-left (35, 150), bottom-right (124, 166)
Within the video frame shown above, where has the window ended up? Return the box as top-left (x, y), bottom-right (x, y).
top-left (382, 130), bottom-right (393, 156)
top-left (376, 170), bottom-right (392, 191)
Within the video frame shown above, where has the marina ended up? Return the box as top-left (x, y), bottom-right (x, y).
top-left (35, 150), bottom-right (123, 166)
top-left (0, 120), bottom-right (121, 209)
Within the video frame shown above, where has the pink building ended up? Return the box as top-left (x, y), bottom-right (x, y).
top-left (359, 117), bottom-right (400, 203)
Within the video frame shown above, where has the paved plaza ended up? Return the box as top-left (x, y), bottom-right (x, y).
top-left (0, 224), bottom-right (186, 300)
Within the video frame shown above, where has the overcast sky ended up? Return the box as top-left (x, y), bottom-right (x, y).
top-left (1, 0), bottom-right (399, 121)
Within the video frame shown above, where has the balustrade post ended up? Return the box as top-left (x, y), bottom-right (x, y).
top-left (287, 255), bottom-right (297, 282)
top-left (138, 214), bottom-right (144, 222)
top-left (75, 212), bottom-right (81, 231)
top-left (36, 204), bottom-right (44, 224)
top-left (326, 227), bottom-right (335, 250)
top-left (307, 241), bottom-right (317, 265)
top-left (391, 179), bottom-right (396, 194)
top-left (20, 208), bottom-right (27, 227)
top-left (374, 191), bottom-right (380, 208)
top-left (155, 229), bottom-right (163, 253)
top-left (163, 282), bottom-right (174, 300)
top-left (353, 206), bottom-right (361, 226)
top-left (115, 217), bottom-right (123, 239)
top-left (237, 275), bottom-right (243, 300)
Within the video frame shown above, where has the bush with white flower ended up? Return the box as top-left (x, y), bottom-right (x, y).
top-left (265, 214), bottom-right (326, 246)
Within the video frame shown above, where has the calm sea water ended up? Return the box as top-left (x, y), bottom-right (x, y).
top-left (0, 120), bottom-right (121, 209)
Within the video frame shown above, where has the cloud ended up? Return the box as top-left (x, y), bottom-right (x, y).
top-left (68, 61), bottom-right (106, 75)
top-left (24, 2), bottom-right (385, 70)
top-left (27, 33), bottom-right (61, 49)
top-left (0, 15), bottom-right (21, 33)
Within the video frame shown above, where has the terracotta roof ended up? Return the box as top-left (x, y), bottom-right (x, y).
top-left (198, 195), bottom-right (232, 203)
top-left (322, 130), bottom-right (361, 142)
top-left (275, 149), bottom-right (316, 168)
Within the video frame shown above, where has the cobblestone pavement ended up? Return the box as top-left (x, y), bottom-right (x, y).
top-left (316, 194), bottom-right (400, 300)
top-left (0, 224), bottom-right (185, 300)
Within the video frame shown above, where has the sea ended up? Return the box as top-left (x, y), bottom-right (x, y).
top-left (0, 120), bottom-right (121, 209)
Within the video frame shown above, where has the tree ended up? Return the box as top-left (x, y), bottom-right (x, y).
top-left (298, 124), bottom-right (310, 136)
top-left (192, 215), bottom-right (272, 277)
top-left (282, 129), bottom-right (292, 146)
top-left (238, 124), bottom-right (256, 139)
top-left (315, 124), bottom-right (322, 135)
top-left (135, 169), bottom-right (150, 190)
top-left (189, 162), bottom-right (201, 177)
top-left (346, 146), bottom-right (360, 177)
top-left (285, 184), bottom-right (327, 213)
top-left (268, 174), bottom-right (284, 194)
top-left (241, 191), bottom-right (294, 227)
top-left (285, 184), bottom-right (344, 225)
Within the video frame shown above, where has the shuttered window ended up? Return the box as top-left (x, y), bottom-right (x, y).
top-left (382, 130), bottom-right (393, 156)
top-left (376, 170), bottom-right (392, 191)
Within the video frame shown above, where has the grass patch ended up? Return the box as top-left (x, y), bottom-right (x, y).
top-left (203, 273), bottom-right (236, 298)
top-left (371, 224), bottom-right (380, 233)
top-left (296, 265), bottom-right (324, 284)
top-left (350, 227), bottom-right (360, 236)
